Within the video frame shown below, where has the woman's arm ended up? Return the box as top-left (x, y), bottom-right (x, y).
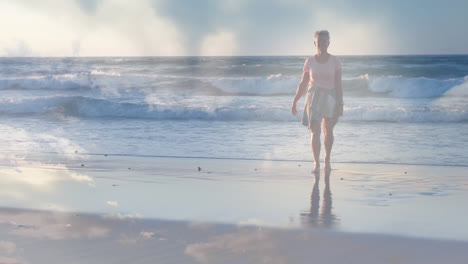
top-left (335, 68), bottom-right (343, 116)
top-left (291, 71), bottom-right (310, 116)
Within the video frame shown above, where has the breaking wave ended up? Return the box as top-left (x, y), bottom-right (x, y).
top-left (1, 95), bottom-right (466, 123)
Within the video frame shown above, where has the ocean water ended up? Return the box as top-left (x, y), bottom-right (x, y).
top-left (1, 55), bottom-right (467, 167)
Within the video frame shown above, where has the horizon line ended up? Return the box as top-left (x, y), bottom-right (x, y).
top-left (1, 53), bottom-right (468, 58)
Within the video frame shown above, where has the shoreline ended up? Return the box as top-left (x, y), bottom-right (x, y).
top-left (1, 155), bottom-right (468, 241)
top-left (1, 154), bottom-right (468, 262)
top-left (4, 149), bottom-right (468, 168)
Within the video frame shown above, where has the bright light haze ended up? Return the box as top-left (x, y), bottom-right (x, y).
top-left (1, 0), bottom-right (467, 56)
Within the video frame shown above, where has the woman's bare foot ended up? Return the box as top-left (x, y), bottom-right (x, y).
top-left (324, 161), bottom-right (331, 172)
top-left (311, 162), bottom-right (320, 174)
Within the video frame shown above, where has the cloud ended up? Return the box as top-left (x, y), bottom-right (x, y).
top-left (0, 1), bottom-right (80, 56)
top-left (0, 126), bottom-right (96, 211)
top-left (0, 257), bottom-right (27, 264)
top-left (0, 125), bottom-right (95, 191)
top-left (75, 0), bottom-right (101, 14)
top-left (0, 160), bottom-right (95, 189)
top-left (1, 211), bottom-right (111, 240)
top-left (0, 125), bottom-right (86, 162)
top-left (200, 30), bottom-right (238, 56)
top-left (308, 8), bottom-right (393, 55)
top-left (0, 0), bottom-right (184, 56)
top-left (1, 0), bottom-right (467, 55)
top-left (237, 218), bottom-right (276, 227)
top-left (2, 40), bottom-right (33, 57)
top-left (117, 231), bottom-right (159, 245)
top-left (78, 0), bottom-right (184, 56)
top-left (116, 231), bottom-right (158, 245)
top-left (139, 231), bottom-right (155, 240)
top-left (102, 213), bottom-right (144, 220)
top-left (70, 174), bottom-right (95, 187)
top-left (185, 229), bottom-right (286, 264)
top-left (106, 201), bottom-right (119, 207)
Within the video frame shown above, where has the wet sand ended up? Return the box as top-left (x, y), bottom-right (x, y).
top-left (1, 154), bottom-right (468, 263)
top-left (1, 207), bottom-right (467, 264)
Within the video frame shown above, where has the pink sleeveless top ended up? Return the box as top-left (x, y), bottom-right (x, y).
top-left (303, 55), bottom-right (341, 90)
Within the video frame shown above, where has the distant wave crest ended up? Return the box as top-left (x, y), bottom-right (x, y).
top-left (3, 71), bottom-right (467, 99)
top-left (1, 95), bottom-right (466, 123)
top-left (344, 74), bottom-right (468, 98)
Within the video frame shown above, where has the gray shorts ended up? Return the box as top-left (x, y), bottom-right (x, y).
top-left (301, 86), bottom-right (338, 130)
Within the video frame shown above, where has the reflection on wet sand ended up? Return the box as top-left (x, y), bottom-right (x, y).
top-left (1, 207), bottom-right (466, 264)
top-left (301, 170), bottom-right (339, 228)
top-left (0, 160), bottom-right (96, 212)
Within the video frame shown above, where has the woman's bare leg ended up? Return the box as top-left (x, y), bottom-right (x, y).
top-left (310, 121), bottom-right (321, 173)
top-left (323, 117), bottom-right (338, 172)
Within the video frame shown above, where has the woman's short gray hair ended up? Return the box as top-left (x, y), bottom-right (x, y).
top-left (315, 30), bottom-right (330, 39)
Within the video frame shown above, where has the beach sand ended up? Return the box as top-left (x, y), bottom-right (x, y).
top-left (1, 154), bottom-right (468, 263)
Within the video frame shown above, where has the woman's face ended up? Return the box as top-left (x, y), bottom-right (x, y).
top-left (315, 35), bottom-right (330, 53)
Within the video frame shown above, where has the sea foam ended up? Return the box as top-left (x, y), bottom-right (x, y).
top-left (1, 71), bottom-right (467, 99)
top-left (1, 95), bottom-right (466, 123)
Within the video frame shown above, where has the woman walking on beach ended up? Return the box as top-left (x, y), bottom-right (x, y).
top-left (291, 30), bottom-right (343, 173)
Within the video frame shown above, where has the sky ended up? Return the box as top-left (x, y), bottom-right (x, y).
top-left (1, 0), bottom-right (467, 56)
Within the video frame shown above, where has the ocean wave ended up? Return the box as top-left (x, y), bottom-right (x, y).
top-left (0, 96), bottom-right (295, 121)
top-left (0, 74), bottom-right (95, 90)
top-left (206, 76), bottom-right (298, 95)
top-left (2, 70), bottom-right (467, 99)
top-left (0, 71), bottom-right (155, 91)
top-left (207, 74), bottom-right (468, 98)
top-left (1, 96), bottom-right (466, 123)
top-left (342, 105), bottom-right (467, 123)
top-left (367, 75), bottom-right (468, 98)
top-left (343, 74), bottom-right (468, 98)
